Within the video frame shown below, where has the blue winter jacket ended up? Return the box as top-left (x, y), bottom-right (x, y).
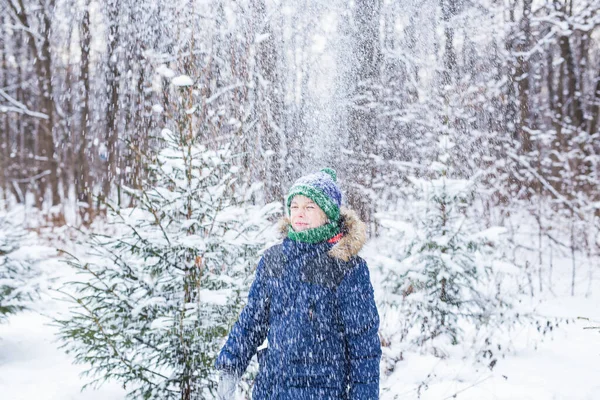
top-left (215, 208), bottom-right (381, 399)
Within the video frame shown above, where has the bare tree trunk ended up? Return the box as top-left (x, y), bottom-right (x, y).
top-left (546, 49), bottom-right (555, 116)
top-left (552, 1), bottom-right (589, 199)
top-left (62, 22), bottom-right (75, 206)
top-left (40, 0), bottom-right (60, 209)
top-left (503, 0), bottom-right (519, 146)
top-left (14, 27), bottom-right (25, 203)
top-left (253, 0), bottom-right (284, 204)
top-left (440, 0), bottom-right (457, 85)
top-left (0, 13), bottom-right (8, 202)
top-left (15, 12), bottom-right (31, 204)
top-left (516, 0), bottom-right (532, 154)
top-left (102, 2), bottom-right (121, 204)
top-left (77, 0), bottom-right (93, 221)
top-left (570, 213), bottom-right (576, 296)
top-left (128, 53), bottom-right (151, 197)
top-left (588, 65), bottom-right (600, 216)
top-left (560, 35), bottom-right (582, 129)
top-left (346, 0), bottom-right (382, 229)
top-left (281, 4), bottom-right (306, 184)
top-left (551, 36), bottom-right (567, 188)
top-left (587, 67), bottom-right (600, 138)
top-left (8, 0), bottom-right (60, 210)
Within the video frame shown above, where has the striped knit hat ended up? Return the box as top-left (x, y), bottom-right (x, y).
top-left (286, 168), bottom-right (342, 222)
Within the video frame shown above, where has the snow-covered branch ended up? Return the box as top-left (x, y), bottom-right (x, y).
top-left (0, 89), bottom-right (48, 119)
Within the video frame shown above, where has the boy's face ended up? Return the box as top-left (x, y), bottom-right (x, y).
top-left (289, 195), bottom-right (328, 232)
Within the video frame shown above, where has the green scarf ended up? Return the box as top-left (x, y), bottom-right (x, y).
top-left (287, 221), bottom-right (340, 244)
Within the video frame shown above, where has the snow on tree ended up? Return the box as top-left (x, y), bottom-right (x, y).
top-left (377, 135), bottom-right (551, 367)
top-left (55, 78), bottom-right (279, 399)
top-left (0, 213), bottom-right (39, 322)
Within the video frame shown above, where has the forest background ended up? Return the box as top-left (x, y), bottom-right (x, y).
top-left (1, 0), bottom-right (599, 229)
top-left (1, 0), bottom-right (600, 399)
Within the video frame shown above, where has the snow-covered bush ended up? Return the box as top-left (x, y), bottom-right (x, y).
top-left (56, 79), bottom-right (278, 399)
top-left (377, 136), bottom-right (543, 366)
top-left (0, 214), bottom-right (39, 322)
top-left (382, 176), bottom-right (515, 354)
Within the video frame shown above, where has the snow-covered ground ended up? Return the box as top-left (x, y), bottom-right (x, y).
top-left (0, 225), bottom-right (127, 400)
top-left (0, 222), bottom-right (598, 399)
top-left (378, 298), bottom-right (600, 400)
top-left (366, 230), bottom-right (600, 400)
top-left (0, 311), bottom-right (126, 400)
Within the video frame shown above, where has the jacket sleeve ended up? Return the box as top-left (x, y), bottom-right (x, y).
top-left (214, 257), bottom-right (270, 377)
top-left (337, 259), bottom-right (381, 400)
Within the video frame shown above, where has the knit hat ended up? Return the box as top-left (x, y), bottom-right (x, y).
top-left (286, 168), bottom-right (342, 222)
top-left (286, 168), bottom-right (343, 244)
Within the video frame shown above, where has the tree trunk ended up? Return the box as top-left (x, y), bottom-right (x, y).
top-left (440, 0), bottom-right (457, 85)
top-left (253, 0), bottom-right (284, 204)
top-left (77, 0), bottom-right (93, 221)
top-left (40, 0), bottom-right (60, 208)
top-left (516, 0), bottom-right (533, 154)
top-left (102, 2), bottom-right (121, 204)
top-left (15, 13), bottom-right (32, 204)
top-left (503, 1), bottom-right (518, 144)
top-left (559, 34), bottom-right (582, 128)
top-left (8, 0), bottom-right (60, 209)
top-left (587, 67), bottom-right (600, 138)
top-left (0, 13), bottom-right (8, 202)
top-left (546, 49), bottom-right (555, 115)
top-left (129, 55), bottom-right (151, 196)
top-left (346, 0), bottom-right (382, 229)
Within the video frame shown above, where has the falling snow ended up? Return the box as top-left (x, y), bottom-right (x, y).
top-left (1, 0), bottom-right (600, 399)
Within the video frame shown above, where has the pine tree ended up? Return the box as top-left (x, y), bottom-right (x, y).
top-left (56, 76), bottom-right (277, 399)
top-left (0, 214), bottom-right (38, 322)
top-left (381, 135), bottom-right (522, 360)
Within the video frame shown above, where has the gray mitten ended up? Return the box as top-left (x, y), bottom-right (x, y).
top-left (216, 371), bottom-right (239, 400)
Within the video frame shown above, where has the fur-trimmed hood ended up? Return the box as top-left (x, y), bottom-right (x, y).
top-left (278, 207), bottom-right (366, 262)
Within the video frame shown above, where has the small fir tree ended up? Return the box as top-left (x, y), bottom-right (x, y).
top-left (0, 214), bottom-right (39, 322)
top-left (381, 135), bottom-right (521, 360)
top-left (56, 77), bottom-right (277, 399)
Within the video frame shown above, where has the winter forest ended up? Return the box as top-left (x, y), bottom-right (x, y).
top-left (1, 0), bottom-right (599, 399)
